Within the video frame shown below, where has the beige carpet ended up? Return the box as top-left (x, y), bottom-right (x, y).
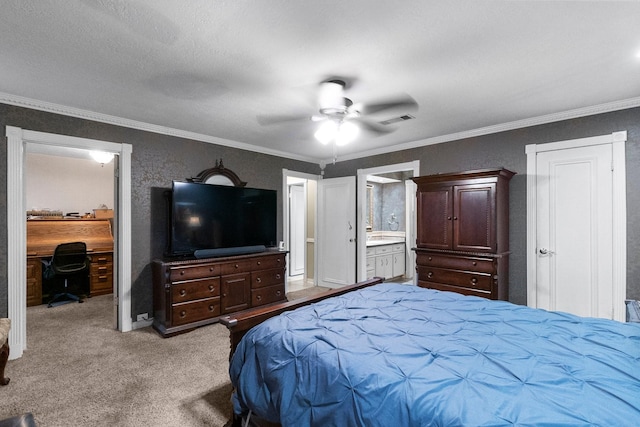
top-left (1, 296), bottom-right (233, 426)
top-left (2, 287), bottom-right (333, 426)
top-left (286, 286), bottom-right (330, 301)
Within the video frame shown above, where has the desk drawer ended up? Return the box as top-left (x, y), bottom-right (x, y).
top-left (91, 272), bottom-right (113, 295)
top-left (172, 278), bottom-right (220, 302)
top-left (171, 297), bottom-right (221, 326)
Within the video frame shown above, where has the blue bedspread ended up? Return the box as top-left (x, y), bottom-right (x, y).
top-left (229, 284), bottom-right (640, 426)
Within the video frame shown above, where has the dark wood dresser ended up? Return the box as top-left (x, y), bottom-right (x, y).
top-left (152, 250), bottom-right (287, 337)
top-left (413, 168), bottom-right (514, 300)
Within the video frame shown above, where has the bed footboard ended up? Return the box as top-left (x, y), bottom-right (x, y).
top-left (220, 277), bottom-right (384, 358)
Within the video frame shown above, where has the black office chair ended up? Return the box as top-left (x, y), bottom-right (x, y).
top-left (47, 242), bottom-right (90, 308)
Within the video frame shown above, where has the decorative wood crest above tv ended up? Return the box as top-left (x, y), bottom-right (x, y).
top-left (188, 159), bottom-right (247, 187)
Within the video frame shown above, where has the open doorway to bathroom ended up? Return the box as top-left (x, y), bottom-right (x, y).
top-left (356, 161), bottom-right (420, 283)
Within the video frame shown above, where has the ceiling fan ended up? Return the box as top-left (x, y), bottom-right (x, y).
top-left (257, 78), bottom-right (418, 146)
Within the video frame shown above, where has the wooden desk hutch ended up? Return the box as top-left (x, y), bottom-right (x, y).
top-left (26, 219), bottom-right (114, 306)
top-left (413, 168), bottom-right (514, 301)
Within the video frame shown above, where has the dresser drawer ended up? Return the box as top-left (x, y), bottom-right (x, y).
top-left (416, 253), bottom-right (495, 273)
top-left (417, 266), bottom-right (492, 291)
top-left (251, 268), bottom-right (285, 289)
top-left (171, 277), bottom-right (220, 302)
top-left (251, 284), bottom-right (285, 307)
top-left (220, 259), bottom-right (255, 275)
top-left (171, 297), bottom-right (221, 326)
top-left (253, 254), bottom-right (286, 270)
top-left (418, 280), bottom-right (491, 298)
top-left (169, 263), bottom-right (219, 281)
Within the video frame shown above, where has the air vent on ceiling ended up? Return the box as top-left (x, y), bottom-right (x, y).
top-left (379, 114), bottom-right (415, 126)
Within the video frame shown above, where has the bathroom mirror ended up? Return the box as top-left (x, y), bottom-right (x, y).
top-left (366, 185), bottom-right (373, 231)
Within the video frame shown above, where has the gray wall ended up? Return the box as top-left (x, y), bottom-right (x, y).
top-left (2, 103), bottom-right (639, 316)
top-left (0, 103), bottom-right (319, 318)
top-left (324, 107), bottom-right (640, 306)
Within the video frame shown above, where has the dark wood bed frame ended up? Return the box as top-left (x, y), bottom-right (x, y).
top-left (220, 277), bottom-right (384, 427)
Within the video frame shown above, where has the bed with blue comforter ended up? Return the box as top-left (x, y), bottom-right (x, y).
top-left (229, 283), bottom-right (640, 426)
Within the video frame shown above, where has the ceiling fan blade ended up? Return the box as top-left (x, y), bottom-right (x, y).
top-left (359, 95), bottom-right (418, 116)
top-left (352, 117), bottom-right (395, 135)
top-left (256, 114), bottom-right (311, 126)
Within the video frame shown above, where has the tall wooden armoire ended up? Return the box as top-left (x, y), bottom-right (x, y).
top-left (413, 168), bottom-right (515, 300)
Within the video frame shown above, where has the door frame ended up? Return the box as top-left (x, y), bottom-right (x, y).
top-left (6, 126), bottom-right (133, 359)
top-left (525, 131), bottom-right (627, 321)
top-left (356, 161), bottom-right (420, 282)
top-left (282, 169), bottom-right (319, 289)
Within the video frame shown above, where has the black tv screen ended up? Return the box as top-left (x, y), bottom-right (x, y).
top-left (168, 181), bottom-right (277, 257)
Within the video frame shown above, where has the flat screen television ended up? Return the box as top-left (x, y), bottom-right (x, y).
top-left (167, 181), bottom-right (277, 258)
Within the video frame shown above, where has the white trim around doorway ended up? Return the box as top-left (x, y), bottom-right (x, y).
top-left (525, 131), bottom-right (627, 321)
top-left (6, 126), bottom-right (133, 359)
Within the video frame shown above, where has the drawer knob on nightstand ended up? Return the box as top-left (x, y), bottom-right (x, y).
top-left (209, 267), bottom-right (214, 272)
top-left (472, 261), bottom-right (477, 266)
top-left (276, 290), bottom-right (281, 296)
top-left (208, 285), bottom-right (214, 291)
top-left (256, 295), bottom-right (262, 301)
top-left (256, 277), bottom-right (261, 283)
top-left (427, 271), bottom-right (433, 278)
top-left (180, 270), bottom-right (185, 275)
top-left (257, 261), bottom-right (261, 266)
top-left (180, 289), bottom-right (186, 296)
top-left (471, 278), bottom-right (478, 284)
top-left (179, 310), bottom-right (186, 318)
top-left (235, 264), bottom-right (239, 269)
top-left (276, 274), bottom-right (281, 279)
top-left (428, 257), bottom-right (432, 261)
top-left (208, 305), bottom-right (215, 311)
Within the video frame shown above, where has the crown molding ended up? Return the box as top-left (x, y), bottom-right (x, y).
top-left (0, 92), bottom-right (317, 164)
top-left (2, 91), bottom-right (639, 167)
top-left (327, 96), bottom-right (640, 164)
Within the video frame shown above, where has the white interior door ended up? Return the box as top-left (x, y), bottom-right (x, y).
top-left (527, 131), bottom-right (627, 321)
top-left (289, 184), bottom-right (305, 276)
top-left (317, 176), bottom-right (356, 288)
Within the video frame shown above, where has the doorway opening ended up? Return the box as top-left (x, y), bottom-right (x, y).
top-left (7, 126), bottom-right (132, 360)
top-left (356, 161), bottom-right (420, 283)
top-left (283, 170), bottom-right (319, 293)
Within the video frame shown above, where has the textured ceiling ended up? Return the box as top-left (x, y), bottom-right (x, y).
top-left (1, 0), bottom-right (640, 164)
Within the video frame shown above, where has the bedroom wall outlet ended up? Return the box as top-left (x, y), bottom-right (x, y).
top-left (136, 313), bottom-right (149, 322)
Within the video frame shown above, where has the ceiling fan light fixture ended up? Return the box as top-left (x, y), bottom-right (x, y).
top-left (335, 120), bottom-right (359, 146)
top-left (318, 80), bottom-right (345, 111)
top-left (314, 120), bottom-right (339, 144)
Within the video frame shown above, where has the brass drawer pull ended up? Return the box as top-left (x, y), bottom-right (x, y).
top-left (208, 285), bottom-right (215, 291)
top-left (179, 310), bottom-right (186, 318)
top-left (180, 289), bottom-right (187, 296)
top-left (208, 305), bottom-right (215, 312)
